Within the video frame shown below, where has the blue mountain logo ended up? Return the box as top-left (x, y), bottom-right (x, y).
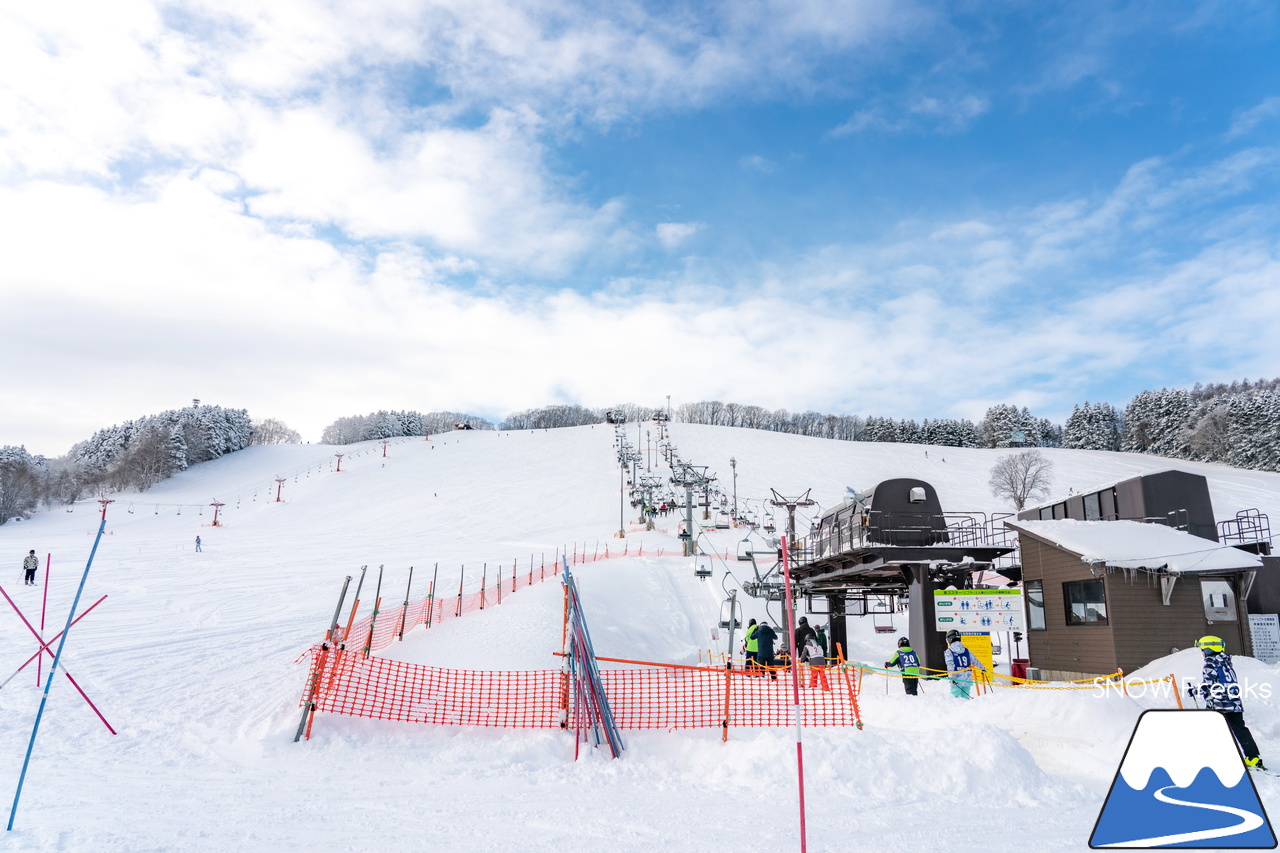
top-left (1091, 710), bottom-right (1276, 848)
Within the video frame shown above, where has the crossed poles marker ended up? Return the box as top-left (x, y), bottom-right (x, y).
top-left (0, 586), bottom-right (116, 734)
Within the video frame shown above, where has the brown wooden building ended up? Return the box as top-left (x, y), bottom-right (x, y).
top-left (1008, 519), bottom-right (1263, 681)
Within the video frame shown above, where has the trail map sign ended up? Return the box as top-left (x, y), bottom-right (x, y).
top-left (933, 589), bottom-right (1025, 632)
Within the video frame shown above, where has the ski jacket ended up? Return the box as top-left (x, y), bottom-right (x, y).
top-left (744, 624), bottom-right (759, 654)
top-left (755, 623), bottom-right (778, 658)
top-left (794, 622), bottom-right (816, 655)
top-left (888, 647), bottom-right (920, 676)
top-left (1198, 651), bottom-right (1244, 713)
top-left (803, 639), bottom-right (825, 666)
top-left (944, 642), bottom-right (985, 680)
top-left (22, 554), bottom-right (38, 572)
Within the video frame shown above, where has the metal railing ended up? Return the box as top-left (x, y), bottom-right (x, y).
top-left (1218, 508), bottom-right (1273, 550)
top-left (807, 510), bottom-right (1015, 561)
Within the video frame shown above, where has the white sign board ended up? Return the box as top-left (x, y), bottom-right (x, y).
top-left (934, 589), bottom-right (1025, 632)
top-left (1248, 613), bottom-right (1280, 665)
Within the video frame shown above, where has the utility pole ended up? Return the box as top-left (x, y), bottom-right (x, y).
top-left (730, 457), bottom-right (738, 528)
top-left (618, 443), bottom-right (626, 539)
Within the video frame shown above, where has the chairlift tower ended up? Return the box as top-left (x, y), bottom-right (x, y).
top-left (770, 488), bottom-right (816, 568)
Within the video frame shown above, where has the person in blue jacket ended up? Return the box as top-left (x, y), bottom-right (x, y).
top-left (944, 630), bottom-right (986, 699)
top-left (755, 622), bottom-right (779, 680)
top-left (1192, 635), bottom-right (1265, 770)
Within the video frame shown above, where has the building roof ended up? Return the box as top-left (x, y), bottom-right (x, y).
top-left (1005, 518), bottom-right (1263, 575)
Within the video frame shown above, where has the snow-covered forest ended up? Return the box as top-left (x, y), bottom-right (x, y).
top-left (2, 379), bottom-right (1279, 528)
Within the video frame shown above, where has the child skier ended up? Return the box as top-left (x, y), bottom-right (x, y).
top-left (886, 636), bottom-right (921, 695)
top-left (1191, 635), bottom-right (1266, 771)
top-left (944, 630), bottom-right (986, 699)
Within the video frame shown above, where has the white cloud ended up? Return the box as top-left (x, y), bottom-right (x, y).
top-left (1226, 96), bottom-right (1280, 140)
top-left (655, 221), bottom-right (706, 249)
top-left (830, 92), bottom-right (988, 136)
top-left (738, 154), bottom-right (777, 174)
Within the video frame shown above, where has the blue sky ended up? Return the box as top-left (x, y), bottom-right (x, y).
top-left (2, 0), bottom-right (1279, 455)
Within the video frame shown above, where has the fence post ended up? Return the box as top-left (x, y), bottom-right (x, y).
top-left (722, 665), bottom-right (734, 743)
top-left (1171, 675), bottom-right (1182, 709)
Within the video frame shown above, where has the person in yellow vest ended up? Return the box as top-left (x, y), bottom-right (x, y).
top-left (743, 619), bottom-right (760, 676)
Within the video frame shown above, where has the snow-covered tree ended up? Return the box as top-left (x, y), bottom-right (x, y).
top-left (988, 450), bottom-right (1055, 510)
top-left (250, 418), bottom-right (302, 445)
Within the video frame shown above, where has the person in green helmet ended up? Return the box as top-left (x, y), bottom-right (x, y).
top-left (1191, 635), bottom-right (1266, 771)
top-left (886, 636), bottom-right (921, 695)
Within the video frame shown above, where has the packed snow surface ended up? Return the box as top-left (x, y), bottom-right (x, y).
top-left (0, 424), bottom-right (1276, 852)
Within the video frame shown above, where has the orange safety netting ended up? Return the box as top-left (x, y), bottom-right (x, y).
top-left (342, 547), bottom-right (734, 657)
top-left (300, 647), bottom-right (862, 733)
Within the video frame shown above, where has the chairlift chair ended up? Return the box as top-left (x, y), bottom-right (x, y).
top-left (718, 598), bottom-right (741, 630)
top-left (872, 608), bottom-right (896, 633)
top-left (736, 539), bottom-right (754, 561)
top-left (694, 561), bottom-right (712, 580)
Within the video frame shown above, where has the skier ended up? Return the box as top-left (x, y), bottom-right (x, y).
top-left (944, 630), bottom-right (986, 699)
top-left (803, 634), bottom-right (829, 691)
top-left (195, 535), bottom-right (202, 553)
top-left (886, 636), bottom-right (921, 695)
top-left (22, 550), bottom-right (39, 585)
top-left (743, 619), bottom-right (760, 675)
top-left (755, 621), bottom-right (779, 680)
top-left (1191, 635), bottom-right (1266, 771)
top-left (794, 616), bottom-right (816, 656)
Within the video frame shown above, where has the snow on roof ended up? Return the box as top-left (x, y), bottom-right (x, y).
top-left (1005, 518), bottom-right (1263, 575)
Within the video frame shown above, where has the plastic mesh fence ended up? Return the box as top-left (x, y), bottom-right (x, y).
top-left (300, 649), bottom-right (862, 732)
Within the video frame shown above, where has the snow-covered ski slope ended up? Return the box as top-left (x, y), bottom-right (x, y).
top-left (0, 424), bottom-right (1276, 852)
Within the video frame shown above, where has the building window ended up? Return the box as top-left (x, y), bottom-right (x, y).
top-left (909, 486), bottom-right (926, 503)
top-left (1026, 580), bottom-right (1046, 630)
top-left (1064, 579), bottom-right (1108, 625)
top-left (1039, 506), bottom-right (1053, 520)
top-left (1201, 579), bottom-right (1237, 623)
top-left (1083, 492), bottom-right (1102, 520)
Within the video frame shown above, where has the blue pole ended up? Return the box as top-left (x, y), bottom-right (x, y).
top-left (8, 513), bottom-right (108, 831)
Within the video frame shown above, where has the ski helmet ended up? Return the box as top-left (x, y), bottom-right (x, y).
top-left (1196, 635), bottom-right (1225, 653)
top-left (945, 630), bottom-right (961, 644)
top-left (897, 636), bottom-right (910, 648)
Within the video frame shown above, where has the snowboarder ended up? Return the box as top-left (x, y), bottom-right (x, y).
top-left (886, 636), bottom-right (921, 695)
top-left (195, 535), bottom-right (202, 552)
top-left (22, 550), bottom-right (38, 585)
top-left (944, 630), bottom-right (986, 699)
top-left (1191, 635), bottom-right (1266, 771)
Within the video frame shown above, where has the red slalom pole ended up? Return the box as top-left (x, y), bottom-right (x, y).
top-left (780, 536), bottom-right (808, 852)
top-left (38, 554), bottom-right (50, 687)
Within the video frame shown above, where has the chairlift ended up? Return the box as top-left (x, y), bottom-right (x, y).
top-left (715, 512), bottom-right (730, 530)
top-left (872, 599), bottom-right (896, 633)
top-left (736, 539), bottom-right (754, 561)
top-left (763, 513), bottom-right (776, 533)
top-left (694, 560), bottom-right (712, 580)
top-left (718, 597), bottom-right (741, 630)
